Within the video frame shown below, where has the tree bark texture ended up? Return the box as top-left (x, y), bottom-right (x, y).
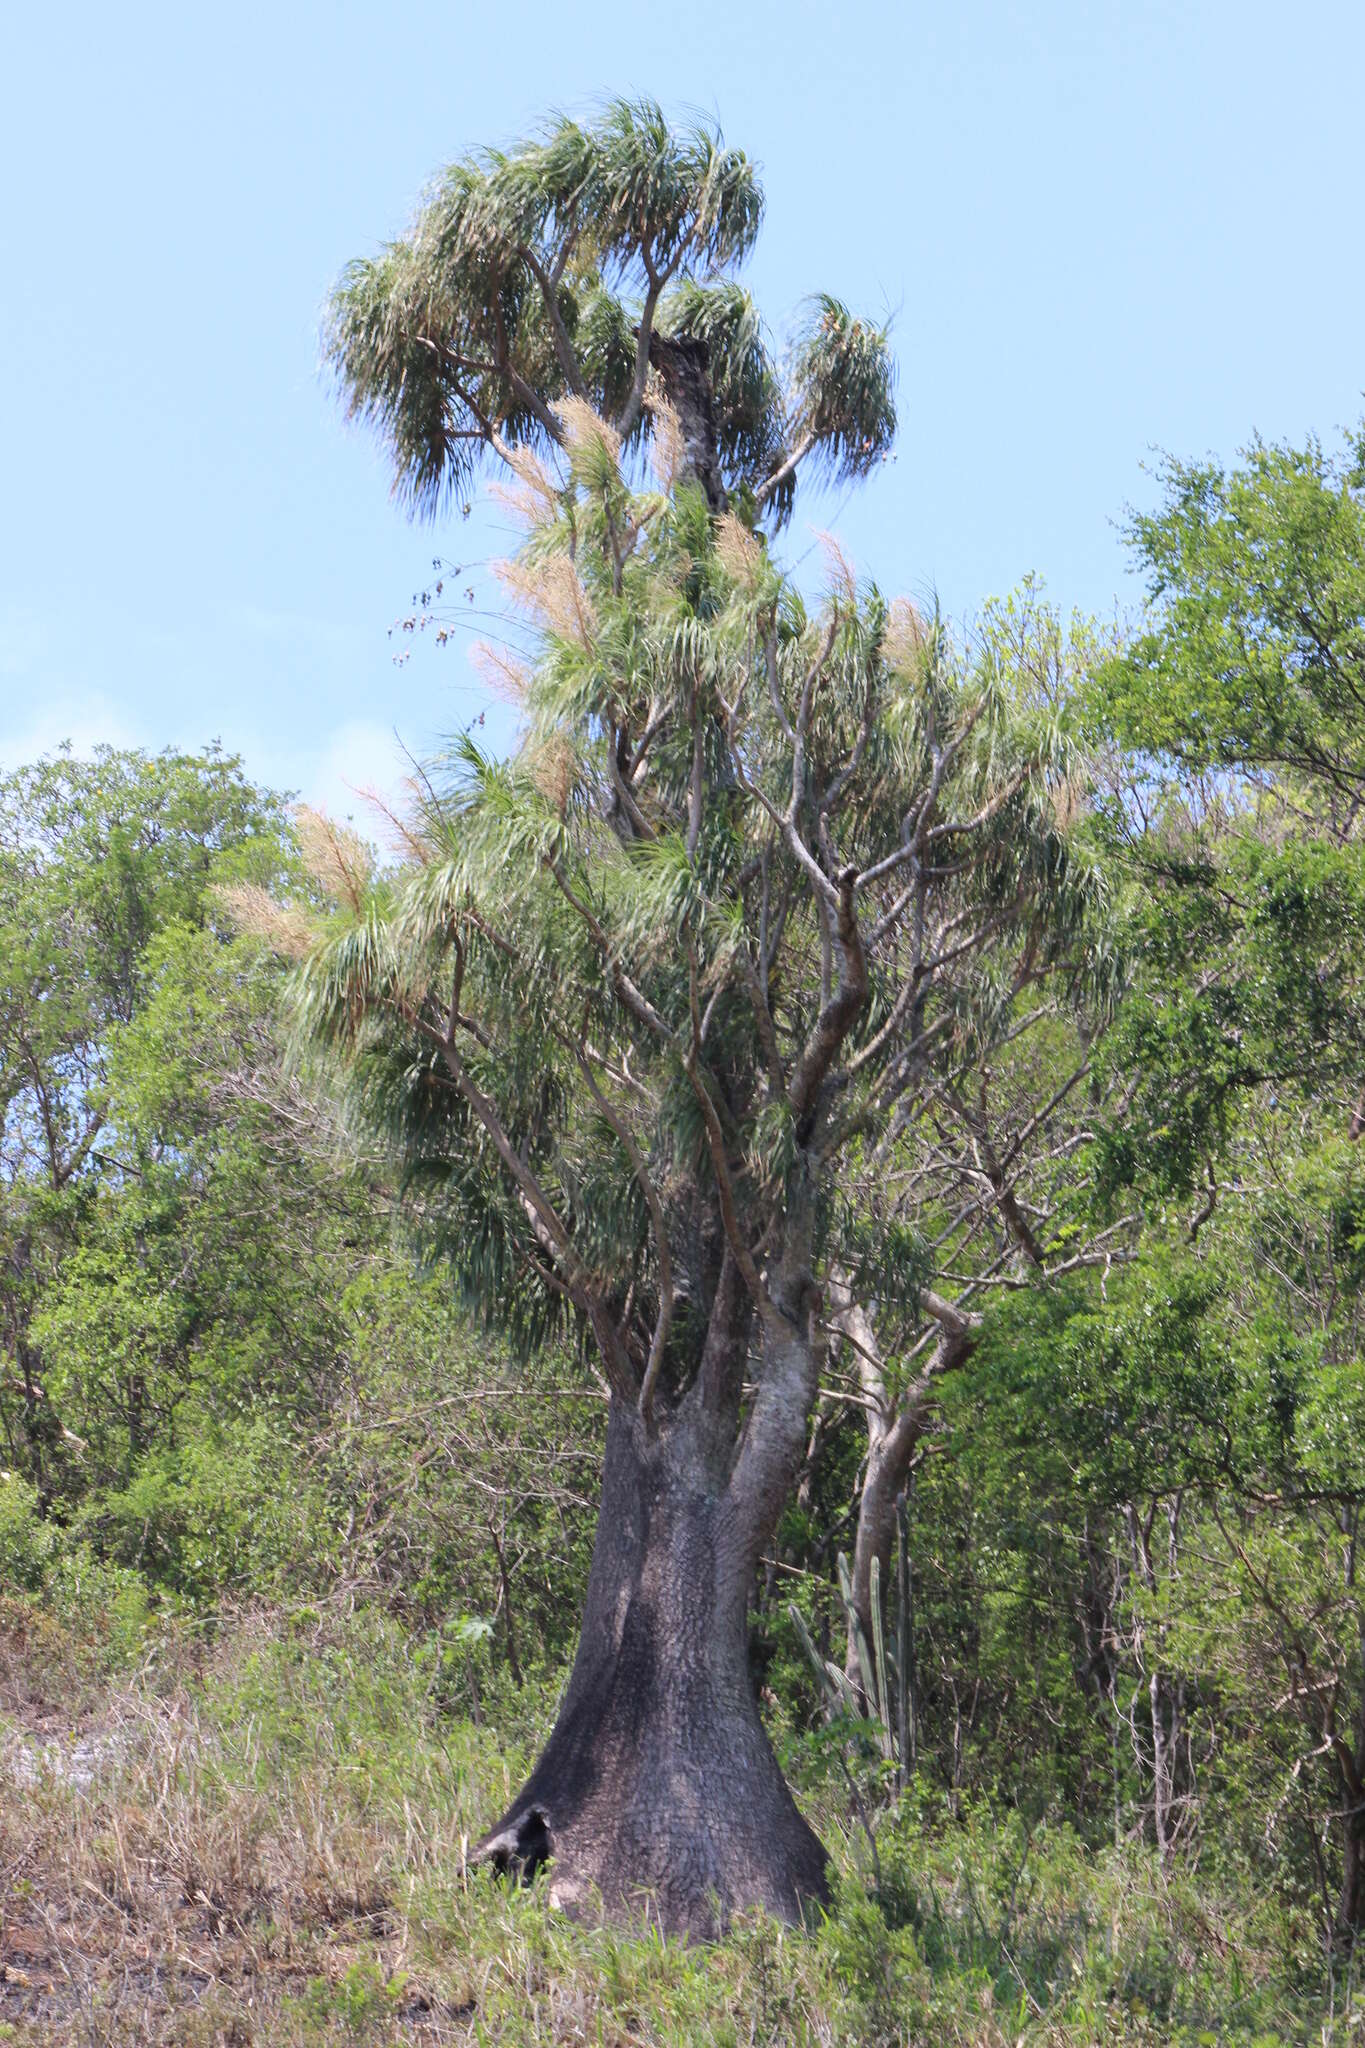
top-left (647, 334), bottom-right (728, 514)
top-left (475, 1398), bottom-right (828, 1936)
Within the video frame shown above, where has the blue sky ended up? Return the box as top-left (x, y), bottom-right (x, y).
top-left (3, 1), bottom-right (1362, 820)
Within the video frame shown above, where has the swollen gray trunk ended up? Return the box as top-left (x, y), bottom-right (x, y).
top-left (476, 1399), bottom-right (828, 1936)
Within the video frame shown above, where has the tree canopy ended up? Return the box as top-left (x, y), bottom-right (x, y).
top-left (324, 98), bottom-right (895, 527)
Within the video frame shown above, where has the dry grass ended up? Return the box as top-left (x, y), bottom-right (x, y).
top-left (0, 1606), bottom-right (1324, 2047)
top-left (0, 1613), bottom-right (492, 2045)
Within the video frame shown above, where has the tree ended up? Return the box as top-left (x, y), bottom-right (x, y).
top-left (292, 102), bottom-right (1105, 1932)
top-left (0, 747), bottom-right (289, 1500)
top-left (821, 587), bottom-right (1129, 1704)
top-left (1092, 428), bottom-right (1365, 1195)
top-left (1084, 425), bottom-right (1365, 1945)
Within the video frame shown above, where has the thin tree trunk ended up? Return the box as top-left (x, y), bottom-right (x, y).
top-left (1340, 1800), bottom-right (1365, 1947)
top-left (896, 1485), bottom-right (916, 1781)
top-left (1334, 1597), bottom-right (1365, 1944)
top-left (834, 1284), bottom-right (973, 1701)
top-left (1078, 1514), bottom-right (1125, 1846)
top-left (489, 1513), bottom-right (523, 1688)
top-left (1149, 1667), bottom-right (1178, 1866)
top-left (1125, 1496), bottom-right (1187, 1868)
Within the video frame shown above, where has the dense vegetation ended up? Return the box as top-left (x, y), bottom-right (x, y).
top-left (3, 102), bottom-right (1364, 2046)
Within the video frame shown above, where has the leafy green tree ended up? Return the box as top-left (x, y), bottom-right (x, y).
top-left (291, 101), bottom-right (1107, 1932)
top-left (0, 747), bottom-right (288, 1498)
top-left (31, 923), bottom-right (350, 1500)
top-left (1092, 428), bottom-right (1365, 1197)
top-left (1081, 425), bottom-right (1365, 1945)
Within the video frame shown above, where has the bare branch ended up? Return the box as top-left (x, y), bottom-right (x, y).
top-left (519, 245), bottom-right (590, 401)
top-left (754, 432), bottom-right (816, 510)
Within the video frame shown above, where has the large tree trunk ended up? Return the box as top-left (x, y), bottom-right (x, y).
top-left (475, 1399), bottom-right (828, 1936)
top-left (647, 333), bottom-right (728, 514)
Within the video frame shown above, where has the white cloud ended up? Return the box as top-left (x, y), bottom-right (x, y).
top-left (302, 719), bottom-right (413, 835)
top-left (227, 603), bottom-right (354, 656)
top-left (0, 687), bottom-right (138, 772)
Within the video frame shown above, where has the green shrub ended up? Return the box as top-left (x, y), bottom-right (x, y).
top-left (0, 1471), bottom-right (57, 1591)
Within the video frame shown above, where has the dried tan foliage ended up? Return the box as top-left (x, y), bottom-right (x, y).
top-left (1049, 769), bottom-right (1089, 833)
top-left (525, 731), bottom-right (577, 817)
top-left (351, 784), bottom-right (432, 866)
top-left (471, 639), bottom-right (532, 705)
top-left (884, 597), bottom-right (929, 676)
top-left (715, 513), bottom-right (762, 593)
top-left (294, 806), bottom-right (372, 913)
top-left (508, 443), bottom-right (561, 506)
top-left (815, 531), bottom-right (858, 608)
top-left (215, 883), bottom-right (316, 961)
top-left (495, 552), bottom-right (597, 651)
top-left (643, 373), bottom-right (685, 493)
top-left (555, 394), bottom-right (622, 468)
top-left (0, 1614), bottom-right (481, 2044)
top-left (489, 445), bottom-right (562, 529)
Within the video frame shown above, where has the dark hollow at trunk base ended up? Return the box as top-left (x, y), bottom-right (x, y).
top-left (474, 1403), bottom-right (828, 1937)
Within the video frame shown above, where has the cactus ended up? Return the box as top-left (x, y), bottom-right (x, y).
top-left (787, 1601), bottom-right (868, 1718)
top-left (795, 1513), bottom-right (919, 1785)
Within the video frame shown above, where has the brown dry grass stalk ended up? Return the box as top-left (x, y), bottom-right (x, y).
top-left (470, 640), bottom-right (532, 706)
top-left (884, 597), bottom-right (929, 677)
top-left (293, 808), bottom-right (372, 914)
top-left (714, 513), bottom-right (762, 593)
top-left (814, 531), bottom-right (858, 609)
top-left (215, 884), bottom-right (316, 962)
top-left (489, 447), bottom-right (563, 532)
top-left (553, 396), bottom-right (621, 470)
top-left (524, 734), bottom-right (576, 817)
top-left (494, 555), bottom-right (597, 652)
top-left (643, 375), bottom-right (685, 494)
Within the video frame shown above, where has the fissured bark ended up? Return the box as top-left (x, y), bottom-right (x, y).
top-left (475, 1400), bottom-right (828, 1936)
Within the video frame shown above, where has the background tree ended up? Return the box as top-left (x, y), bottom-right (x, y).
top-left (0, 748), bottom-right (288, 1501)
top-left (1066, 425), bottom-right (1365, 1950)
top-left (822, 585), bottom-right (1130, 1699)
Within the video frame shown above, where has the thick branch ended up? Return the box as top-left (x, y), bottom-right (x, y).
top-left (754, 433), bottom-right (816, 510)
top-left (685, 955), bottom-right (780, 1328)
top-left (520, 245), bottom-right (590, 401)
top-left (577, 1054), bottom-right (674, 1427)
top-left (788, 865), bottom-right (868, 1125)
